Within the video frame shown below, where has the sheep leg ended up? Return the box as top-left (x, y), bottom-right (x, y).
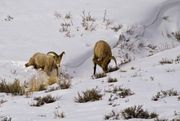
top-left (44, 66), bottom-right (50, 75)
top-left (93, 56), bottom-right (98, 75)
top-left (55, 67), bottom-right (59, 76)
top-left (93, 63), bottom-right (97, 75)
top-left (102, 56), bottom-right (111, 73)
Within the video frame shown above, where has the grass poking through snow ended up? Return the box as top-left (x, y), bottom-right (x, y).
top-left (152, 89), bottom-right (179, 101)
top-left (121, 105), bottom-right (158, 119)
top-left (74, 88), bottom-right (102, 103)
top-left (31, 95), bottom-right (56, 107)
top-left (0, 79), bottom-right (25, 95)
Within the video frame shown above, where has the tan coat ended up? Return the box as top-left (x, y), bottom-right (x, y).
top-left (47, 51), bottom-right (65, 67)
top-left (25, 53), bottom-right (58, 75)
top-left (93, 40), bottom-right (117, 75)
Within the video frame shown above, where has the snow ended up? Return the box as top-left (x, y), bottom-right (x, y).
top-left (0, 0), bottom-right (180, 121)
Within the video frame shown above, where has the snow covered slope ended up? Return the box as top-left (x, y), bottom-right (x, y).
top-left (0, 0), bottom-right (180, 121)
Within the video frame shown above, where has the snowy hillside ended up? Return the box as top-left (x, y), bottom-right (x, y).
top-left (0, 0), bottom-right (180, 121)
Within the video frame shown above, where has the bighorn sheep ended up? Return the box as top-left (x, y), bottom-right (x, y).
top-left (25, 51), bottom-right (65, 75)
top-left (93, 40), bottom-right (117, 75)
top-left (47, 51), bottom-right (65, 67)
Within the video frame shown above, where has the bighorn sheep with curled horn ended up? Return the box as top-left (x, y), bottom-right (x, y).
top-left (93, 40), bottom-right (117, 75)
top-left (47, 51), bottom-right (65, 68)
top-left (25, 51), bottom-right (65, 75)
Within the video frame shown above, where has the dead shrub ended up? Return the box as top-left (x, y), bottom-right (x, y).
top-left (0, 116), bottom-right (12, 121)
top-left (0, 99), bottom-right (7, 105)
top-left (172, 118), bottom-right (180, 121)
top-left (175, 55), bottom-right (180, 64)
top-left (154, 117), bottom-right (180, 121)
top-left (111, 24), bottom-right (122, 32)
top-left (107, 77), bottom-right (118, 83)
top-left (27, 73), bottom-right (48, 92)
top-left (54, 110), bottom-right (65, 119)
top-left (25, 91), bottom-right (33, 98)
top-left (104, 110), bottom-right (120, 120)
top-left (102, 10), bottom-right (113, 29)
top-left (154, 118), bottom-right (168, 121)
top-left (0, 79), bottom-right (10, 93)
top-left (0, 79), bottom-right (25, 95)
top-left (74, 88), bottom-right (102, 103)
top-left (107, 86), bottom-right (134, 98)
top-left (108, 66), bottom-right (119, 73)
top-left (59, 22), bottom-right (71, 32)
top-left (175, 32), bottom-right (180, 41)
top-left (93, 73), bottom-right (106, 79)
top-left (31, 95), bottom-right (56, 107)
top-left (178, 96), bottom-right (180, 101)
top-left (81, 10), bottom-right (95, 22)
top-left (64, 12), bottom-right (72, 19)
top-left (152, 89), bottom-right (179, 101)
top-left (81, 10), bottom-right (96, 31)
top-left (45, 73), bottom-right (71, 92)
top-left (4, 15), bottom-right (13, 22)
top-left (57, 75), bottom-right (71, 89)
top-left (162, 16), bottom-right (169, 21)
top-left (159, 58), bottom-right (173, 65)
top-left (121, 105), bottom-right (158, 119)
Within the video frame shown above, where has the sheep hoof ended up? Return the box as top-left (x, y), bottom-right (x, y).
top-left (91, 73), bottom-right (107, 79)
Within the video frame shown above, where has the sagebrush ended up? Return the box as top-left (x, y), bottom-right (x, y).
top-left (121, 105), bottom-right (158, 119)
top-left (104, 110), bottom-right (120, 120)
top-left (0, 79), bottom-right (25, 95)
top-left (152, 89), bottom-right (179, 101)
top-left (74, 88), bottom-right (102, 103)
top-left (31, 95), bottom-right (56, 107)
top-left (107, 77), bottom-right (118, 83)
top-left (27, 73), bottom-right (48, 92)
top-left (107, 86), bottom-right (134, 98)
top-left (93, 73), bottom-right (106, 79)
top-left (175, 32), bottom-right (180, 41)
top-left (159, 58), bottom-right (173, 65)
top-left (54, 110), bottom-right (65, 119)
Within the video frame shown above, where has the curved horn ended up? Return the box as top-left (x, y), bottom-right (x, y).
top-left (59, 51), bottom-right (65, 57)
top-left (47, 51), bottom-right (59, 57)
